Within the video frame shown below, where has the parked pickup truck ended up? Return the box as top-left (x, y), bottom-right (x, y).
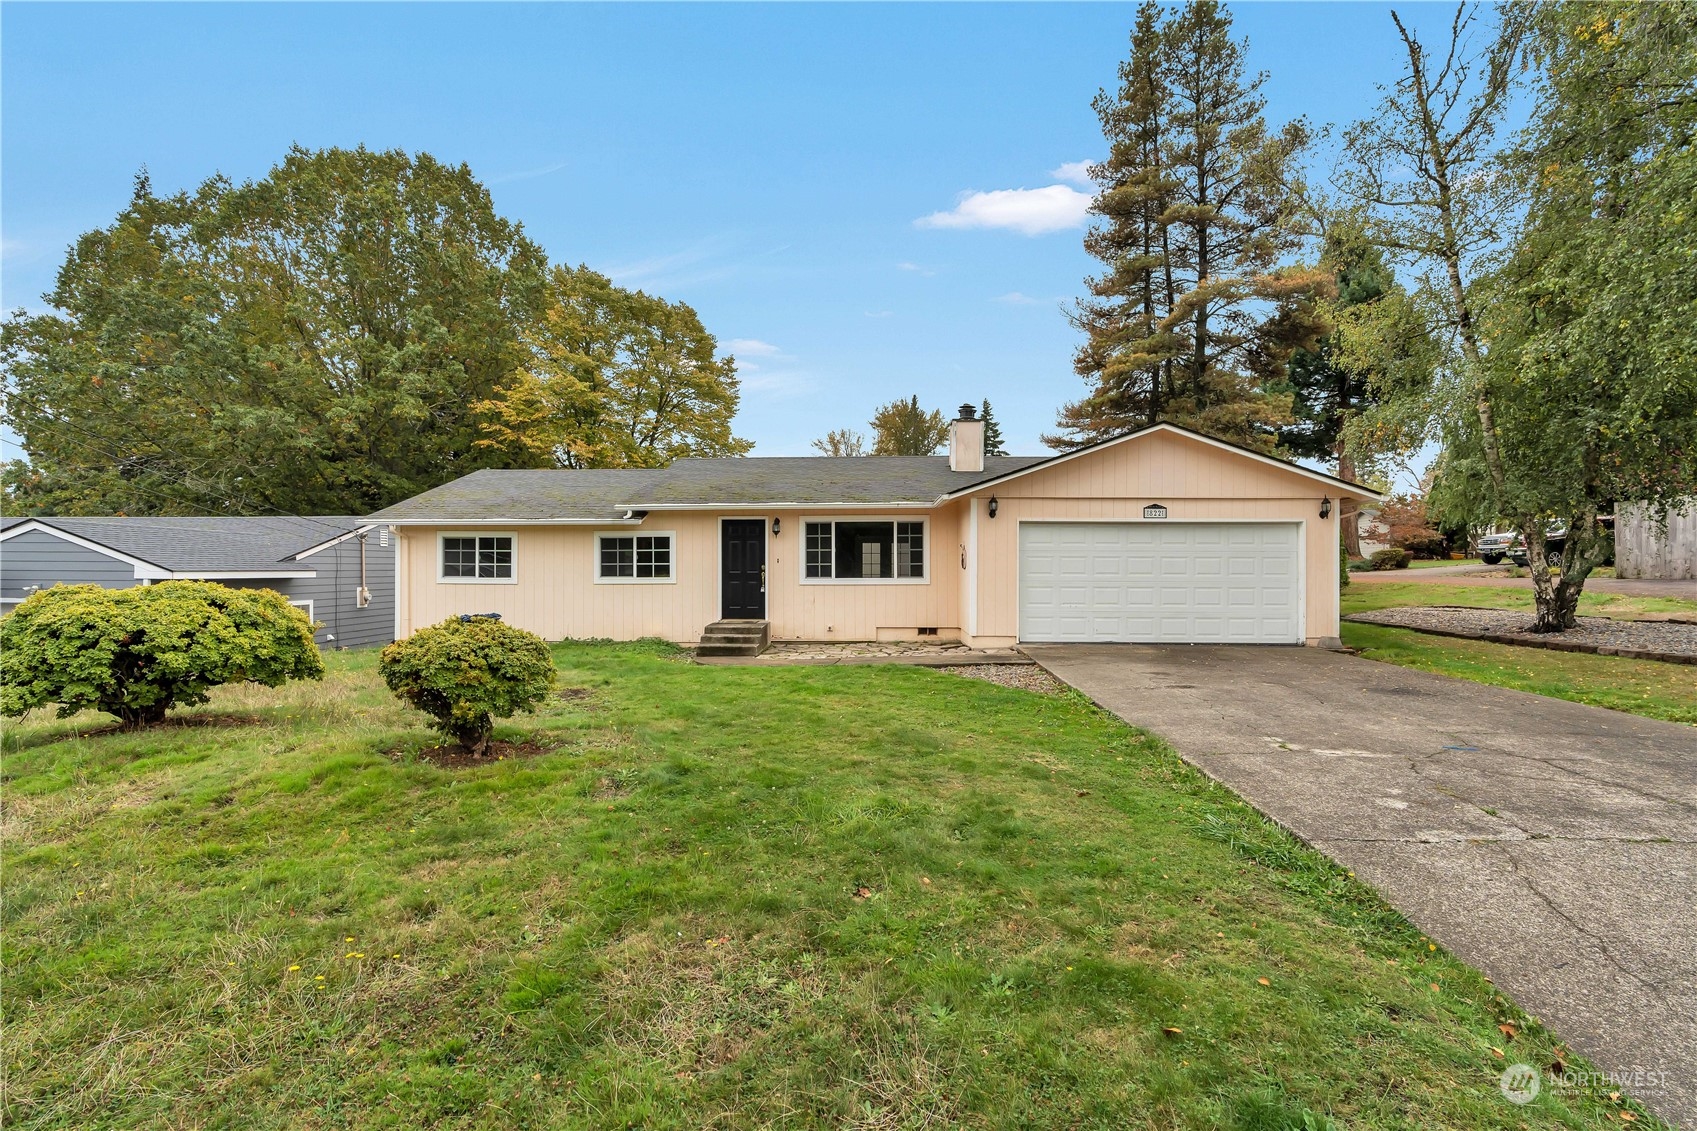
top-left (1477, 531), bottom-right (1518, 565)
top-left (1501, 518), bottom-right (1614, 568)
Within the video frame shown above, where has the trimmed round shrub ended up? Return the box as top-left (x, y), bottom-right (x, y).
top-left (1368, 547), bottom-right (1414, 571)
top-left (0, 581), bottom-right (325, 728)
top-left (379, 616), bottom-right (554, 757)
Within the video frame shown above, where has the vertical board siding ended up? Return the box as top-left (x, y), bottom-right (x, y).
top-left (399, 505), bottom-right (964, 644)
top-left (1615, 500), bottom-right (1697, 581)
top-left (395, 431), bottom-right (1361, 645)
top-left (967, 431), bottom-right (1348, 645)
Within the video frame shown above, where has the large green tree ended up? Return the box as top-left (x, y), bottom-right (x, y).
top-left (1054, 0), bottom-right (1321, 452)
top-left (2, 146), bottom-right (752, 514)
top-left (1279, 220), bottom-right (1437, 555)
top-left (869, 396), bottom-right (949, 456)
top-left (475, 265), bottom-right (751, 469)
top-left (1344, 2), bottom-right (1697, 630)
top-left (1433, 2), bottom-right (1697, 628)
top-left (2, 148), bottom-right (549, 515)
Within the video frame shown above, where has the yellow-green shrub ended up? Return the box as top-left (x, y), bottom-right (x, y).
top-left (379, 616), bottom-right (554, 757)
top-left (0, 581), bottom-right (324, 728)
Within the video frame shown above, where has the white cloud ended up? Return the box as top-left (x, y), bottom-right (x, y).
top-left (993, 291), bottom-right (1042, 305)
top-left (896, 261), bottom-right (936, 276)
top-left (1050, 160), bottom-right (1096, 187)
top-left (915, 184), bottom-right (1093, 237)
top-left (725, 338), bottom-right (782, 358)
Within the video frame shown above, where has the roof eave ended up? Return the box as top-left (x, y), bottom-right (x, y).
top-left (940, 422), bottom-right (1388, 502)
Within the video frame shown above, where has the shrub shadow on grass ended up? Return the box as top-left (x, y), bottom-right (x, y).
top-left (384, 738), bottom-right (559, 769)
top-left (1, 711), bottom-right (269, 753)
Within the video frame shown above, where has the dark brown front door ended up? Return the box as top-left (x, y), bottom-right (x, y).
top-left (721, 519), bottom-right (766, 619)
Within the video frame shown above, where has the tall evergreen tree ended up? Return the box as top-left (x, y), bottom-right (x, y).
top-left (979, 399), bottom-right (1008, 456)
top-left (1279, 220), bottom-right (1436, 555)
top-left (1053, 0), bottom-right (1322, 452)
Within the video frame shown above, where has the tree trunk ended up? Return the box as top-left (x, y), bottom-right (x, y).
top-left (113, 702), bottom-right (169, 730)
top-left (1337, 446), bottom-right (1361, 558)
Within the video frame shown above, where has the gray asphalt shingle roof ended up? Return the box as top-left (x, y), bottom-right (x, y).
top-left (364, 457), bottom-right (1049, 522)
top-left (3, 516), bottom-right (371, 573)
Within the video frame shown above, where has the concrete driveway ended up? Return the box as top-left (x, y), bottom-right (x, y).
top-left (1023, 643), bottom-right (1697, 1126)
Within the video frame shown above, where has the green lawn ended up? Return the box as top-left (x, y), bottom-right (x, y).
top-left (1339, 581), bottom-right (1697, 724)
top-left (1, 645), bottom-right (1661, 1129)
top-left (1406, 558), bottom-right (1478, 568)
top-left (1341, 622), bottom-right (1697, 725)
top-left (1342, 580), bottom-right (1697, 622)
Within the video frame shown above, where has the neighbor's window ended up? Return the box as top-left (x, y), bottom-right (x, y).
top-left (442, 535), bottom-right (513, 579)
top-left (599, 534), bottom-right (673, 580)
top-left (803, 521), bottom-right (925, 580)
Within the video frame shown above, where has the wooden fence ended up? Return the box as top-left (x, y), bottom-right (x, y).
top-left (1615, 499), bottom-right (1696, 580)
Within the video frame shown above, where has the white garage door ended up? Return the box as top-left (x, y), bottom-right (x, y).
top-left (1018, 522), bottom-right (1301, 644)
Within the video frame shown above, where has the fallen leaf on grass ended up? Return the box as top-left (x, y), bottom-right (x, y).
top-left (1162, 1026), bottom-right (1183, 1037)
top-left (1256, 977), bottom-right (1271, 986)
top-left (1490, 1047), bottom-right (1504, 1058)
top-left (1498, 1022), bottom-right (1517, 1039)
top-left (853, 886), bottom-right (872, 901)
top-left (1429, 983), bottom-right (1441, 992)
top-left (1620, 1113), bottom-right (1636, 1122)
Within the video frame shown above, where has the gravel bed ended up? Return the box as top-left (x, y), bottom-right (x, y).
top-left (934, 665), bottom-right (1067, 694)
top-left (1346, 606), bottom-right (1697, 662)
top-left (763, 640), bottom-right (977, 660)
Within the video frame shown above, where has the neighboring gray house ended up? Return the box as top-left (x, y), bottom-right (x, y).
top-left (0, 516), bottom-right (394, 648)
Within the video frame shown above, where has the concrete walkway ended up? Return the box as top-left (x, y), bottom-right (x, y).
top-left (1024, 643), bottom-right (1697, 1126)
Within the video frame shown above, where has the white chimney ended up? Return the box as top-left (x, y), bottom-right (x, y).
top-left (949, 403), bottom-right (985, 473)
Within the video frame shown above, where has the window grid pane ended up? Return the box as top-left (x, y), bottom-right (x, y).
top-left (478, 536), bottom-right (513, 579)
top-left (896, 522), bottom-right (925, 578)
top-left (805, 523), bottom-right (833, 578)
top-left (600, 535), bottom-right (670, 579)
top-left (443, 537), bottom-right (478, 578)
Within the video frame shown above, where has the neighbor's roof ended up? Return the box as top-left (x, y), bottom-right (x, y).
top-left (0, 515), bottom-right (374, 575)
top-left (364, 421), bottom-right (1383, 524)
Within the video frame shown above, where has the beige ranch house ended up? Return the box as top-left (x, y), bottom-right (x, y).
top-left (370, 412), bottom-right (1382, 654)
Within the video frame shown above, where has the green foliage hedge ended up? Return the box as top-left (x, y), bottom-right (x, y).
top-left (1368, 548), bottom-right (1414, 571)
top-left (380, 617), bottom-right (554, 757)
top-left (0, 581), bottom-right (324, 728)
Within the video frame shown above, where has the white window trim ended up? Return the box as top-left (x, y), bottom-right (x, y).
top-left (289, 598), bottom-right (316, 624)
top-left (799, 516), bottom-right (930, 585)
top-left (594, 530), bottom-right (678, 584)
top-left (437, 531), bottom-right (518, 585)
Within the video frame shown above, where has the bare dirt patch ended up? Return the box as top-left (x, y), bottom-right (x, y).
top-left (394, 739), bottom-right (556, 768)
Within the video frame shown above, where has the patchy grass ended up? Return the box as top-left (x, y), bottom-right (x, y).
top-left (1, 643), bottom-right (1664, 1129)
top-left (1342, 580), bottom-right (1697, 622)
top-left (1406, 558), bottom-right (1478, 568)
top-left (1340, 623), bottom-right (1697, 725)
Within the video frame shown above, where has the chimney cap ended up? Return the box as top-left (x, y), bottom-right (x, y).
top-left (957, 403), bottom-right (977, 421)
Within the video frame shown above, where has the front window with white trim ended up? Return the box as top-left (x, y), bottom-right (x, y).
top-left (597, 533), bottom-right (674, 582)
top-left (803, 520), bottom-right (925, 580)
top-left (440, 534), bottom-right (514, 581)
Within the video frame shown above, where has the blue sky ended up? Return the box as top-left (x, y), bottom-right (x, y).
top-left (2, 2), bottom-right (1466, 463)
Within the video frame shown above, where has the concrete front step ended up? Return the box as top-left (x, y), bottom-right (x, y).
top-left (698, 619), bottom-right (770, 657)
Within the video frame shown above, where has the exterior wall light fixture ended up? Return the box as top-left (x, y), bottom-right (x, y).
top-left (988, 496), bottom-right (999, 519)
top-left (1320, 496), bottom-right (1333, 519)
